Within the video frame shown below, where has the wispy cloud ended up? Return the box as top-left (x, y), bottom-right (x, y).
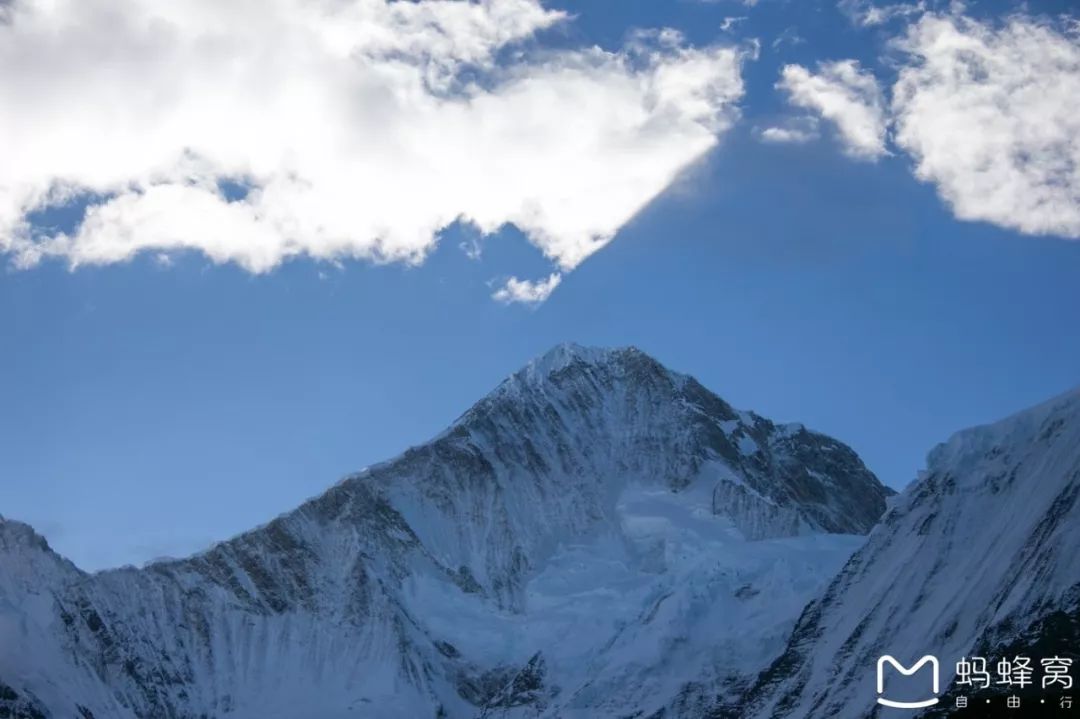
top-left (720, 16), bottom-right (747, 32)
top-left (777, 60), bottom-right (888, 160)
top-left (838, 0), bottom-right (926, 27)
top-left (0, 0), bottom-right (749, 304)
top-left (771, 26), bottom-right (806, 51)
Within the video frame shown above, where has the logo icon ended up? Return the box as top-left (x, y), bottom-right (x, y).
top-left (877, 655), bottom-right (940, 709)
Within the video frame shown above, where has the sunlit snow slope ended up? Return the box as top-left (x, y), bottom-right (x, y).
top-left (0, 344), bottom-right (892, 718)
top-left (737, 387), bottom-right (1080, 719)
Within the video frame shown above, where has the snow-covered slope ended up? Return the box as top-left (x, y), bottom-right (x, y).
top-left (0, 344), bottom-right (892, 719)
top-left (737, 387), bottom-right (1080, 719)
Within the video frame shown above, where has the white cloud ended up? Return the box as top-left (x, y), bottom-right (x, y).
top-left (777, 60), bottom-right (888, 160)
top-left (492, 272), bottom-right (561, 305)
top-left (772, 12), bottom-right (1080, 243)
top-left (760, 127), bottom-right (808, 143)
top-left (891, 13), bottom-right (1080, 240)
top-left (0, 0), bottom-right (747, 299)
top-left (759, 117), bottom-right (820, 144)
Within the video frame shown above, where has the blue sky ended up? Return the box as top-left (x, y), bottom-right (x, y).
top-left (2, 0), bottom-right (1080, 569)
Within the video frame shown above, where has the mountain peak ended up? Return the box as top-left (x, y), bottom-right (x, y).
top-left (442, 343), bottom-right (890, 540)
top-left (463, 344), bottom-right (672, 410)
top-left (517, 342), bottom-right (649, 381)
top-left (0, 344), bottom-right (897, 719)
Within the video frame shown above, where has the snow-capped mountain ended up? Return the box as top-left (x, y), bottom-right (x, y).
top-left (0, 344), bottom-right (892, 719)
top-left (736, 387), bottom-right (1080, 718)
